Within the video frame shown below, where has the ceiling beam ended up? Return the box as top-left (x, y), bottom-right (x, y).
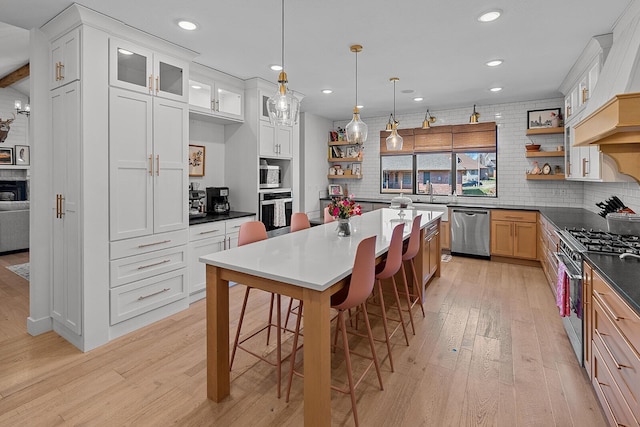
top-left (0, 63), bottom-right (30, 88)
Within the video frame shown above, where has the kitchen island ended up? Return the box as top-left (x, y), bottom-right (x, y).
top-left (200, 208), bottom-right (442, 426)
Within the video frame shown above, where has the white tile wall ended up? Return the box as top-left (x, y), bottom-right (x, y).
top-left (333, 97), bottom-right (589, 207)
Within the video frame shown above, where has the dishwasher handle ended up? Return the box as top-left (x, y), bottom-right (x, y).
top-left (452, 209), bottom-right (489, 216)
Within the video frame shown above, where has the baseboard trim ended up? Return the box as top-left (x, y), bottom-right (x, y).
top-left (491, 256), bottom-right (541, 267)
top-left (27, 316), bottom-right (53, 336)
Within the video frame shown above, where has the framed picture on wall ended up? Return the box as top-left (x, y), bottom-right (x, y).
top-left (15, 145), bottom-right (29, 166)
top-left (527, 108), bottom-right (561, 129)
top-left (352, 163), bottom-right (361, 176)
top-left (0, 147), bottom-right (13, 165)
top-left (328, 184), bottom-right (343, 196)
top-left (189, 144), bottom-right (205, 177)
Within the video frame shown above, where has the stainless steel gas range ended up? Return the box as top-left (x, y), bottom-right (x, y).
top-left (555, 227), bottom-right (640, 364)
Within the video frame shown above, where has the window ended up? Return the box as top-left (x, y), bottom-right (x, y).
top-left (416, 153), bottom-right (452, 195)
top-left (380, 151), bottom-right (497, 197)
top-left (381, 155), bottom-right (413, 193)
top-left (455, 151), bottom-right (496, 196)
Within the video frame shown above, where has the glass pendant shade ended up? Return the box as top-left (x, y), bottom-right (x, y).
top-left (267, 72), bottom-right (300, 126)
top-left (386, 125), bottom-right (403, 150)
top-left (346, 107), bottom-right (368, 144)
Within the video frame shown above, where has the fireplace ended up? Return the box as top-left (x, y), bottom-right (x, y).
top-left (0, 180), bottom-right (28, 201)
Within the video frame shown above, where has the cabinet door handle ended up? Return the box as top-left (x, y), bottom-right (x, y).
top-left (55, 62), bottom-right (60, 81)
top-left (582, 87), bottom-right (588, 103)
top-left (149, 75), bottom-right (153, 93)
top-left (156, 155), bottom-right (160, 176)
top-left (149, 155), bottom-right (153, 176)
top-left (155, 76), bottom-right (159, 94)
top-left (138, 288), bottom-right (170, 300)
top-left (596, 292), bottom-right (624, 321)
top-left (211, 100), bottom-right (215, 111)
top-left (594, 329), bottom-right (630, 370)
top-left (56, 194), bottom-right (65, 218)
top-left (59, 62), bottom-right (64, 80)
top-left (582, 158), bottom-right (588, 177)
top-left (137, 239), bottom-right (171, 248)
top-left (199, 229), bottom-right (221, 235)
top-left (137, 259), bottom-right (171, 270)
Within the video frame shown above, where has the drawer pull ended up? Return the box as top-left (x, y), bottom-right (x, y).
top-left (138, 240), bottom-right (171, 248)
top-left (595, 380), bottom-right (628, 427)
top-left (138, 287), bottom-right (170, 300)
top-left (595, 329), bottom-right (631, 370)
top-left (137, 259), bottom-right (171, 270)
top-left (199, 229), bottom-right (221, 235)
top-left (596, 292), bottom-right (624, 321)
top-left (231, 225), bottom-right (242, 229)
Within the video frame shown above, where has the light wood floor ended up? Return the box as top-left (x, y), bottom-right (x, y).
top-left (0, 252), bottom-right (607, 426)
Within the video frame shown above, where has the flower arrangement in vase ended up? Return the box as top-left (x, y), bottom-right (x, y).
top-left (327, 194), bottom-right (362, 219)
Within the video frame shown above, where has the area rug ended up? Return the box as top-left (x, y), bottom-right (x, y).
top-left (6, 262), bottom-right (29, 281)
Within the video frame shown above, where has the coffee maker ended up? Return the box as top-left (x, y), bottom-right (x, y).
top-left (207, 187), bottom-right (231, 214)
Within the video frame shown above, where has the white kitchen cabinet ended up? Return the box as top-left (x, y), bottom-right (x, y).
top-left (109, 37), bottom-right (189, 103)
top-left (50, 81), bottom-right (82, 335)
top-left (188, 78), bottom-right (244, 123)
top-left (50, 28), bottom-right (80, 90)
top-left (109, 87), bottom-right (188, 241)
top-left (187, 216), bottom-right (255, 301)
top-left (260, 121), bottom-right (293, 158)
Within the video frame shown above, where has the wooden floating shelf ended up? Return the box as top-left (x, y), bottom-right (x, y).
top-left (328, 174), bottom-right (363, 179)
top-left (526, 127), bottom-right (564, 135)
top-left (328, 157), bottom-right (362, 162)
top-left (525, 173), bottom-right (565, 180)
top-left (525, 151), bottom-right (565, 158)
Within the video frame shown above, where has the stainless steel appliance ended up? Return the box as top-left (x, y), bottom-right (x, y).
top-left (206, 187), bottom-right (231, 214)
top-left (259, 189), bottom-right (292, 231)
top-left (259, 165), bottom-right (281, 189)
top-left (554, 227), bottom-right (640, 364)
top-left (450, 208), bottom-right (490, 258)
top-left (189, 189), bottom-right (206, 218)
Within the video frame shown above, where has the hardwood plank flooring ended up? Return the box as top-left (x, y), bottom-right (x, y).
top-left (0, 252), bottom-right (607, 426)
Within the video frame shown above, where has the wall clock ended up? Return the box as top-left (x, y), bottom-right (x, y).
top-left (542, 163), bottom-right (552, 175)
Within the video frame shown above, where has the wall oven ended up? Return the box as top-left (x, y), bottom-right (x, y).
top-left (259, 189), bottom-right (292, 231)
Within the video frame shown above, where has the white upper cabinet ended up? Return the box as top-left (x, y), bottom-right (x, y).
top-left (50, 28), bottom-right (80, 90)
top-left (258, 89), bottom-right (293, 158)
top-left (188, 63), bottom-right (245, 123)
top-left (109, 38), bottom-right (189, 102)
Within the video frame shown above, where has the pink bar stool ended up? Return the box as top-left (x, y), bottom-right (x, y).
top-left (286, 236), bottom-right (383, 426)
top-left (400, 214), bottom-right (426, 335)
top-left (324, 206), bottom-right (336, 223)
top-left (290, 212), bottom-right (311, 232)
top-left (229, 221), bottom-right (291, 398)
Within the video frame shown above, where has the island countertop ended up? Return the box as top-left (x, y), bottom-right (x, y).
top-left (200, 208), bottom-right (443, 292)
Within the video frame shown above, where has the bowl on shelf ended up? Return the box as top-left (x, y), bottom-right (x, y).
top-left (525, 144), bottom-right (541, 151)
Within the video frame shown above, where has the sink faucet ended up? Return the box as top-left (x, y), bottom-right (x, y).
top-left (428, 182), bottom-right (434, 203)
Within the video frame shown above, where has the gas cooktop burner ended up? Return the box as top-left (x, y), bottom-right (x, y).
top-left (566, 228), bottom-right (640, 255)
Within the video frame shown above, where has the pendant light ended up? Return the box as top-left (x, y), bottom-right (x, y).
top-left (469, 104), bottom-right (480, 124)
top-left (385, 77), bottom-right (403, 151)
top-left (385, 114), bottom-right (394, 131)
top-left (267, 0), bottom-right (300, 126)
top-left (421, 109), bottom-right (436, 129)
top-left (345, 44), bottom-right (368, 144)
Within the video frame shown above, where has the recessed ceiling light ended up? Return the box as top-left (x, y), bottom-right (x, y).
top-left (270, 64), bottom-right (283, 71)
top-left (118, 48), bottom-right (134, 55)
top-left (413, 97), bottom-right (424, 102)
top-left (478, 10), bottom-right (502, 22)
top-left (191, 85), bottom-right (202, 90)
top-left (490, 87), bottom-right (503, 92)
top-left (321, 89), bottom-right (333, 94)
top-left (486, 59), bottom-right (503, 67)
top-left (401, 89), bottom-right (414, 94)
top-left (178, 20), bottom-right (198, 31)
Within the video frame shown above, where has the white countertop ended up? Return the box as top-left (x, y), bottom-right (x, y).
top-left (200, 208), bottom-right (443, 292)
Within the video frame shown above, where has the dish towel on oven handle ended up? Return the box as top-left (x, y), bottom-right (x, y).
top-left (273, 199), bottom-right (286, 228)
top-left (556, 261), bottom-right (570, 317)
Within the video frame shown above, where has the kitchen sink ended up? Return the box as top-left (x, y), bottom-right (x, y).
top-left (412, 203), bottom-right (449, 221)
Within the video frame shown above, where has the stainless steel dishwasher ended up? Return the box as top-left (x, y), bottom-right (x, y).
top-left (450, 208), bottom-right (490, 258)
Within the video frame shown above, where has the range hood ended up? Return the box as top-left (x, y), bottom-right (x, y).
top-left (573, 2), bottom-right (640, 181)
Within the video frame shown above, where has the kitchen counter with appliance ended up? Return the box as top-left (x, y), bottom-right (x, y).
top-left (189, 211), bottom-right (255, 226)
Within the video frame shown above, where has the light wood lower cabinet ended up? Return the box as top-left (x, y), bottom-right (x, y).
top-left (490, 210), bottom-right (537, 259)
top-left (589, 265), bottom-right (640, 425)
top-left (417, 219), bottom-right (441, 296)
top-left (539, 216), bottom-right (559, 295)
top-left (440, 220), bottom-right (450, 250)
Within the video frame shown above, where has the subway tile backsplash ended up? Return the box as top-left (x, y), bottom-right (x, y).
top-left (333, 97), bottom-right (640, 214)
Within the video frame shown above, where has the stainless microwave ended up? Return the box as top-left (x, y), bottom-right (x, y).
top-left (259, 165), bottom-right (281, 188)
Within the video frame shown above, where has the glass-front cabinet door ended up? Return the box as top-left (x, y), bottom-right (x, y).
top-left (109, 38), bottom-right (188, 102)
top-left (216, 85), bottom-right (243, 120)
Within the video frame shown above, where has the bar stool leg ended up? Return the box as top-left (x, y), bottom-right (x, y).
top-left (230, 286), bottom-right (251, 370)
top-left (410, 258), bottom-right (426, 317)
top-left (376, 279), bottom-right (395, 372)
top-left (400, 262), bottom-right (417, 335)
top-left (390, 276), bottom-right (410, 346)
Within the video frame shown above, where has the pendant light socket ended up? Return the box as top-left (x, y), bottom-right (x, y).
top-left (469, 104), bottom-right (480, 124)
top-left (422, 109), bottom-right (436, 129)
top-left (385, 77), bottom-right (403, 150)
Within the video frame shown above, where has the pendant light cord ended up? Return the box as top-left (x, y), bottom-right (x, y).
top-left (393, 79), bottom-right (396, 122)
top-left (281, 0), bottom-right (285, 72)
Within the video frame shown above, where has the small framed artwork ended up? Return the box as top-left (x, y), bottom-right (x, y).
top-left (0, 147), bottom-right (13, 165)
top-left (328, 184), bottom-right (343, 196)
top-left (15, 145), bottom-right (30, 166)
top-left (352, 163), bottom-right (361, 176)
top-left (188, 144), bottom-right (205, 177)
top-left (527, 108), bottom-right (561, 129)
